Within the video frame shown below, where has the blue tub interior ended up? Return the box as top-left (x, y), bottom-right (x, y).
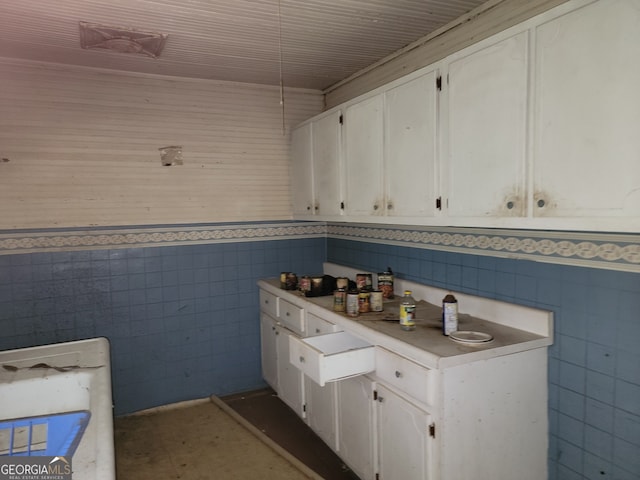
top-left (0, 411), bottom-right (91, 457)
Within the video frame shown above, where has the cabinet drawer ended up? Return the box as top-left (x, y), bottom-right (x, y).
top-left (307, 313), bottom-right (341, 337)
top-left (259, 290), bottom-right (278, 318)
top-left (279, 298), bottom-right (305, 335)
top-left (375, 347), bottom-right (433, 405)
top-left (290, 331), bottom-right (375, 386)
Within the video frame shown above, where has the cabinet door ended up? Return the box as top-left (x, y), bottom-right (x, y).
top-left (445, 31), bottom-right (529, 218)
top-left (313, 110), bottom-right (343, 216)
top-left (259, 313), bottom-right (278, 390)
top-left (291, 123), bottom-right (314, 217)
top-left (385, 70), bottom-right (439, 218)
top-left (305, 379), bottom-right (338, 451)
top-left (276, 325), bottom-right (305, 418)
top-left (344, 95), bottom-right (385, 216)
top-left (377, 385), bottom-right (432, 480)
top-left (533, 0), bottom-right (640, 219)
top-left (337, 375), bottom-right (376, 480)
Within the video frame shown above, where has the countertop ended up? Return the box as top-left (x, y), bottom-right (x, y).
top-left (259, 277), bottom-right (553, 369)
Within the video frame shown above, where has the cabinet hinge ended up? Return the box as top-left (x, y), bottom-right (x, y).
top-left (340, 201), bottom-right (345, 210)
top-left (436, 196), bottom-right (442, 210)
top-left (436, 76), bottom-right (442, 91)
top-left (373, 390), bottom-right (378, 401)
top-left (429, 423), bottom-right (436, 438)
top-left (339, 114), bottom-right (344, 125)
top-left (303, 404), bottom-right (306, 413)
top-left (376, 474), bottom-right (380, 480)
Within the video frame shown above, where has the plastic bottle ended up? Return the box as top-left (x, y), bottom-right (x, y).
top-left (399, 290), bottom-right (416, 331)
top-left (442, 294), bottom-right (458, 336)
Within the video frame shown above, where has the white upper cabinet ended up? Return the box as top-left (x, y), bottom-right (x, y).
top-left (313, 110), bottom-right (344, 217)
top-left (444, 30), bottom-right (529, 219)
top-left (532, 0), bottom-right (640, 224)
top-left (290, 123), bottom-right (314, 216)
top-left (344, 95), bottom-right (385, 216)
top-left (290, 0), bottom-right (640, 232)
top-left (385, 71), bottom-right (439, 218)
top-left (291, 110), bottom-right (343, 219)
top-left (343, 69), bottom-right (440, 219)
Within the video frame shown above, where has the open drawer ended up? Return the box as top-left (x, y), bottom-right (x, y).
top-left (289, 331), bottom-right (375, 386)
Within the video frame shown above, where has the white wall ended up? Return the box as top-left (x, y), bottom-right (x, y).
top-left (0, 58), bottom-right (323, 229)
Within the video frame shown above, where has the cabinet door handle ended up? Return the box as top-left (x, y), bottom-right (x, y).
top-left (286, 312), bottom-right (290, 316)
top-left (387, 203), bottom-right (393, 210)
top-left (537, 199), bottom-right (546, 208)
top-left (378, 396), bottom-right (384, 403)
top-left (373, 204), bottom-right (379, 210)
top-left (299, 356), bottom-right (305, 363)
top-left (395, 370), bottom-right (402, 378)
top-left (315, 328), bottom-right (321, 333)
top-left (264, 299), bottom-right (269, 304)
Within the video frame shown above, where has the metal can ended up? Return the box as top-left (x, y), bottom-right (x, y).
top-left (346, 291), bottom-right (359, 317)
top-left (333, 289), bottom-right (346, 312)
top-left (358, 291), bottom-right (371, 313)
top-left (310, 276), bottom-right (324, 296)
top-left (280, 272), bottom-right (289, 289)
top-left (377, 270), bottom-right (394, 299)
top-left (285, 272), bottom-right (298, 291)
top-left (299, 275), bottom-right (311, 293)
top-left (370, 290), bottom-right (383, 312)
top-left (356, 273), bottom-right (373, 292)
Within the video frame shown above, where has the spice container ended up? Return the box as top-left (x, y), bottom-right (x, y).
top-left (442, 294), bottom-right (458, 336)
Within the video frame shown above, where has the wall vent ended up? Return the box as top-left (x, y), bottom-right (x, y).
top-left (79, 21), bottom-right (168, 58)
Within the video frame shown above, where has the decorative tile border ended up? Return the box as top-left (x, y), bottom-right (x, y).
top-left (0, 222), bottom-right (326, 255)
top-left (328, 223), bottom-right (640, 273)
top-left (1, 220), bottom-right (639, 272)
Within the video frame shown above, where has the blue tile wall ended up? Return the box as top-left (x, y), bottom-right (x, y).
top-left (0, 236), bottom-right (325, 415)
top-left (328, 237), bottom-right (640, 480)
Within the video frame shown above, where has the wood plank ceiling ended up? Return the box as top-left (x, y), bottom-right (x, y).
top-left (0, 0), bottom-right (488, 91)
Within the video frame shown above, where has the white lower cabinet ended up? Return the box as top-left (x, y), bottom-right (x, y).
top-left (275, 324), bottom-right (305, 418)
top-left (376, 384), bottom-right (432, 480)
top-left (259, 280), bottom-right (551, 480)
top-left (305, 377), bottom-right (338, 451)
top-left (303, 313), bottom-right (340, 450)
top-left (259, 313), bottom-right (278, 390)
top-left (337, 375), bottom-right (377, 480)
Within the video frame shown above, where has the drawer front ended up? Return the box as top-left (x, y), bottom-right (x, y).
top-left (259, 289), bottom-right (278, 318)
top-left (307, 313), bottom-right (341, 337)
top-left (290, 331), bottom-right (375, 386)
top-left (375, 347), bottom-right (432, 405)
top-left (279, 298), bottom-right (305, 335)
top-left (290, 335), bottom-right (322, 385)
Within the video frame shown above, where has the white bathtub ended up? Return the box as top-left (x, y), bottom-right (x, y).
top-left (0, 337), bottom-right (115, 479)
